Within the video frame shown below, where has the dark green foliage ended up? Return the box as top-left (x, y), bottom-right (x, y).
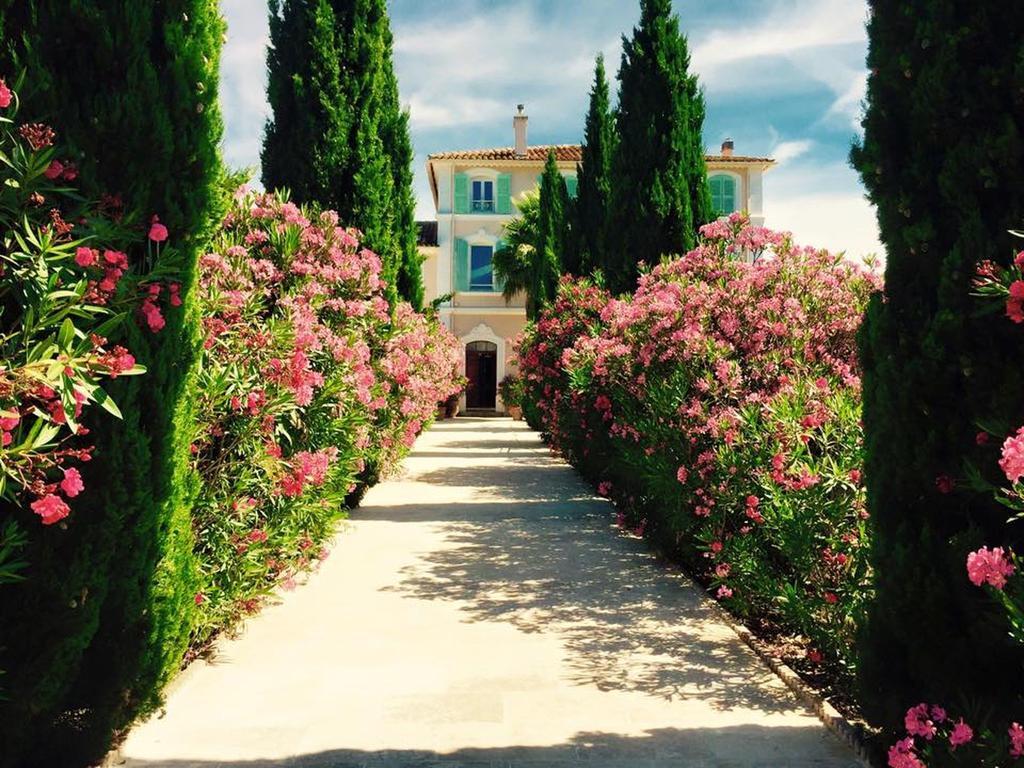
top-left (577, 54), bottom-right (616, 277)
top-left (380, 36), bottom-right (424, 310)
top-left (263, 0), bottom-right (421, 306)
top-left (0, 2), bottom-right (224, 764)
top-left (852, 0), bottom-right (1024, 730)
top-left (606, 0), bottom-right (712, 295)
top-left (493, 189), bottom-right (541, 316)
top-left (533, 150), bottom-right (570, 317)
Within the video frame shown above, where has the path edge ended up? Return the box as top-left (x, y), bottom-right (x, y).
top-left (679, 567), bottom-right (879, 768)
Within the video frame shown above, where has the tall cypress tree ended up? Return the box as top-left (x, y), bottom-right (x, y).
top-left (379, 25), bottom-right (424, 309)
top-left (264, 0), bottom-right (421, 305)
top-left (532, 150), bottom-right (569, 317)
top-left (606, 0), bottom-right (711, 295)
top-left (577, 54), bottom-right (615, 278)
top-left (0, 2), bottom-right (224, 764)
top-left (853, 0), bottom-right (1024, 729)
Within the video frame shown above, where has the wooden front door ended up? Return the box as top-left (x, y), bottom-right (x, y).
top-left (465, 341), bottom-right (497, 409)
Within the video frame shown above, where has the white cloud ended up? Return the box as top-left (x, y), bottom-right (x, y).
top-left (771, 139), bottom-right (815, 164)
top-left (765, 160), bottom-right (883, 260)
top-left (219, 0), bottom-right (270, 173)
top-left (393, 5), bottom-right (602, 135)
top-left (824, 71), bottom-right (867, 130)
top-left (692, 0), bottom-right (868, 131)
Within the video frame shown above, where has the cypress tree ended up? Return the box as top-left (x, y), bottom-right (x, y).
top-left (379, 26), bottom-right (424, 309)
top-left (852, 0), bottom-right (1024, 728)
top-left (532, 150), bottom-right (569, 317)
top-left (576, 54), bottom-right (616, 277)
top-left (606, 0), bottom-right (711, 295)
top-left (0, 2), bottom-right (223, 764)
top-left (264, 0), bottom-right (421, 305)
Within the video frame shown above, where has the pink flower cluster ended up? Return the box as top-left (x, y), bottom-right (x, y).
top-left (516, 214), bottom-right (878, 672)
top-left (887, 702), bottom-right (1024, 766)
top-left (189, 188), bottom-right (460, 632)
top-left (0, 79), bottom-right (165, 527)
top-left (967, 546), bottom-right (1016, 590)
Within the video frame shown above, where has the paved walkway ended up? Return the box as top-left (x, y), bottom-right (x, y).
top-left (120, 418), bottom-right (861, 767)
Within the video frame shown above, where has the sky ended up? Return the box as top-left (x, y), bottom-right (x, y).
top-left (219, 0), bottom-right (883, 260)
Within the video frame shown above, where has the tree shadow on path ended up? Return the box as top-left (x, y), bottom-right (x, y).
top-left (123, 725), bottom-right (862, 767)
top-left (366, 441), bottom-right (800, 715)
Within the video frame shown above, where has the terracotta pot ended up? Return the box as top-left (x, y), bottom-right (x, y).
top-left (507, 405), bottom-right (523, 421)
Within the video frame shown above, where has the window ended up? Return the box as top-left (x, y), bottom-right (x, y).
top-left (470, 244), bottom-right (494, 291)
top-left (472, 179), bottom-right (494, 212)
top-left (709, 174), bottom-right (737, 216)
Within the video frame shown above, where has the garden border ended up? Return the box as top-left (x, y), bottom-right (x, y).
top-left (678, 564), bottom-right (879, 767)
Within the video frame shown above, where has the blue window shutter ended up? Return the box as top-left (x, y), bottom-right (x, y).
top-left (454, 238), bottom-right (470, 291)
top-left (496, 173), bottom-right (512, 214)
top-left (565, 175), bottom-right (579, 199)
top-left (454, 173), bottom-right (469, 214)
top-left (494, 240), bottom-right (507, 293)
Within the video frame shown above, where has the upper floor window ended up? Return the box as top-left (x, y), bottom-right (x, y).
top-left (472, 180), bottom-right (494, 212)
top-left (709, 174), bottom-right (737, 216)
top-left (470, 244), bottom-right (494, 291)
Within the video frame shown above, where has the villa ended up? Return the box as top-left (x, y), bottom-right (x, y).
top-left (420, 106), bottom-right (776, 414)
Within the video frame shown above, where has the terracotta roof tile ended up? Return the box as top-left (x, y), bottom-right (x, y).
top-left (428, 145), bottom-right (774, 165)
top-left (428, 145), bottom-right (583, 162)
top-left (706, 154), bottom-right (775, 164)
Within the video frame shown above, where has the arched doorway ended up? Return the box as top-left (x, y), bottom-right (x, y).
top-left (465, 340), bottom-right (498, 410)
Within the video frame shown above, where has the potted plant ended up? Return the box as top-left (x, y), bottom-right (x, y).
top-left (499, 374), bottom-right (524, 420)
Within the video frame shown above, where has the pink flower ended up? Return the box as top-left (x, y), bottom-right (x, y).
top-left (148, 216), bottom-right (169, 243)
top-left (848, 468), bottom-right (862, 484)
top-left (676, 466), bottom-right (689, 484)
top-left (887, 737), bottom-right (925, 768)
top-left (966, 546), bottom-right (1015, 590)
top-left (44, 160), bottom-right (64, 180)
top-left (0, 79), bottom-right (11, 109)
top-left (716, 585), bottom-right (733, 599)
top-left (905, 703), bottom-right (937, 740)
top-left (75, 247), bottom-right (98, 267)
top-left (999, 427), bottom-right (1024, 484)
top-left (194, 592), bottom-right (206, 605)
top-left (935, 474), bottom-right (955, 494)
top-left (597, 481), bottom-right (612, 497)
top-left (31, 494), bottom-right (70, 525)
top-left (807, 648), bottom-right (823, 664)
top-left (1008, 281), bottom-right (1024, 323)
top-left (823, 592), bottom-right (838, 605)
top-left (60, 467), bottom-right (85, 498)
top-left (103, 250), bottom-right (128, 268)
top-left (1010, 722), bottom-right (1024, 758)
top-left (948, 719), bottom-right (973, 749)
top-left (140, 300), bottom-right (165, 332)
top-left (976, 431), bottom-right (990, 446)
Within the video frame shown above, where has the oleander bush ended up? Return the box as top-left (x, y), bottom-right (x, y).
top-left (189, 185), bottom-right (461, 648)
top-left (517, 214), bottom-right (880, 685)
top-left (0, 71), bottom-right (460, 764)
top-left (0, 74), bottom-right (193, 764)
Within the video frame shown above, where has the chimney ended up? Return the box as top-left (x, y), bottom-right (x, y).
top-left (514, 104), bottom-right (528, 158)
top-left (721, 137), bottom-right (734, 157)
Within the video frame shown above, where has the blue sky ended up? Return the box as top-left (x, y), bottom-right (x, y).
top-left (220, 0), bottom-right (882, 258)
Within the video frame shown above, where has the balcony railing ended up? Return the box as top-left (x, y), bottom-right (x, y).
top-left (471, 199), bottom-right (495, 213)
